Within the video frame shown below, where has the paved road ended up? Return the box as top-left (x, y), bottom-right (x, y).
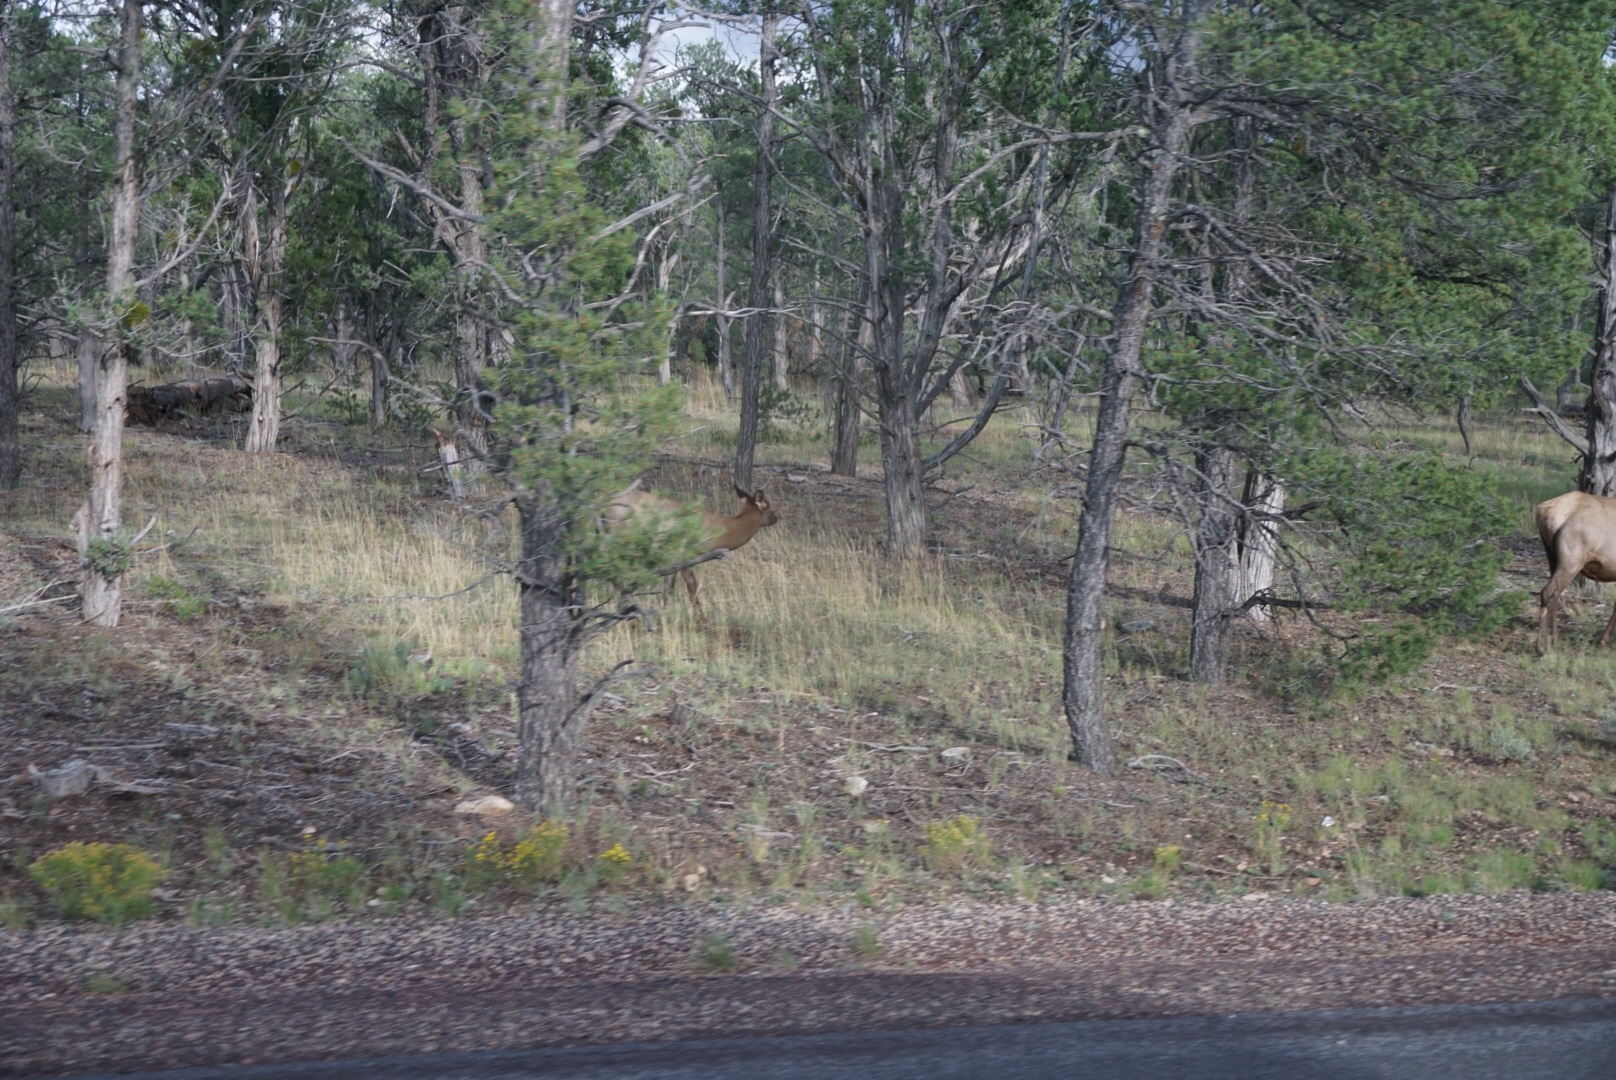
top-left (80, 998), bottom-right (1616, 1080)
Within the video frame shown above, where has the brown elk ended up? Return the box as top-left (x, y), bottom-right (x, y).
top-left (1535, 491), bottom-right (1616, 652)
top-left (606, 482), bottom-right (780, 619)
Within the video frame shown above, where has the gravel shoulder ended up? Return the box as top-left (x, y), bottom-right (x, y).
top-left (7, 892), bottom-right (1616, 1076)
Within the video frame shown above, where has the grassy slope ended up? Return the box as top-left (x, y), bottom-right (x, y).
top-left (3, 371), bottom-right (1616, 930)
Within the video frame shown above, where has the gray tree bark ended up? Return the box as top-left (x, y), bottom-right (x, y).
top-left (0, 14), bottom-right (19, 490)
top-left (715, 195), bottom-right (734, 401)
top-left (1236, 471), bottom-right (1284, 623)
top-left (772, 264), bottom-right (788, 390)
top-left (78, 0), bottom-right (142, 627)
top-left (513, 495), bottom-right (579, 816)
top-left (242, 173), bottom-right (288, 453)
top-left (1063, 0), bottom-right (1209, 772)
top-left (1581, 182), bottom-right (1616, 497)
top-left (831, 276), bottom-right (867, 477)
top-left (1189, 446), bottom-right (1238, 683)
top-left (734, 12), bottom-right (779, 492)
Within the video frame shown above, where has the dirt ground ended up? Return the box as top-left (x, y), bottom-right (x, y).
top-left (4, 387), bottom-right (1616, 928)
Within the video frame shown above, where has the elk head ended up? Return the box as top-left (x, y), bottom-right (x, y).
top-left (734, 484), bottom-right (780, 528)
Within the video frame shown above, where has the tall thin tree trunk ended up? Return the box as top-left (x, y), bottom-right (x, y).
top-left (657, 239), bottom-right (676, 386)
top-left (772, 265), bottom-right (788, 390)
top-left (243, 175), bottom-right (287, 453)
top-left (873, 243), bottom-right (927, 556)
top-left (1038, 328), bottom-right (1087, 461)
top-left (370, 344), bottom-right (389, 428)
top-left (831, 277), bottom-right (867, 478)
top-left (77, 334), bottom-right (97, 432)
top-left (1063, 2), bottom-right (1208, 772)
top-left (1582, 182), bottom-right (1616, 497)
top-left (1237, 471), bottom-right (1284, 623)
top-left (77, 0), bottom-right (141, 628)
top-left (1457, 392), bottom-right (1474, 457)
top-left (734, 12), bottom-right (778, 492)
top-left (0, 14), bottom-right (19, 490)
top-left (714, 196), bottom-right (733, 402)
top-left (1189, 446), bottom-right (1238, 683)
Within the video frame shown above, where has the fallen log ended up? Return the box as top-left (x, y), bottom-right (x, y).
top-left (127, 373), bottom-right (253, 425)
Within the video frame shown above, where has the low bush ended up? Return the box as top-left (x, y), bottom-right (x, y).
top-left (923, 816), bottom-right (993, 875)
top-left (29, 842), bottom-right (166, 925)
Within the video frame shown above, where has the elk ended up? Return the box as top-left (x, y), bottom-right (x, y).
top-left (1535, 491), bottom-right (1616, 652)
top-left (605, 482), bottom-right (780, 619)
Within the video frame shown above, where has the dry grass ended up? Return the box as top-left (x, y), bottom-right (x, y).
top-left (4, 371), bottom-right (1616, 926)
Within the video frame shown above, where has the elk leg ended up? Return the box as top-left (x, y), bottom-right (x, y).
top-left (1600, 597), bottom-right (1616, 648)
top-left (1540, 562), bottom-right (1581, 653)
top-left (680, 568), bottom-right (705, 622)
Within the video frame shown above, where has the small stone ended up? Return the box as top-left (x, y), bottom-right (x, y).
top-left (843, 775), bottom-right (869, 798)
top-left (940, 746), bottom-right (970, 764)
top-left (1241, 891), bottom-right (1271, 902)
top-left (787, 474), bottom-right (808, 483)
top-left (1100, 874), bottom-right (1116, 884)
top-left (1305, 877), bottom-right (1322, 888)
top-left (29, 760), bottom-right (93, 799)
top-left (1119, 619), bottom-right (1155, 634)
top-left (682, 873), bottom-right (703, 892)
top-left (455, 794), bottom-right (516, 816)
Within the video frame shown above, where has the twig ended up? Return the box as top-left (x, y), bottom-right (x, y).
top-left (1518, 377), bottom-right (1589, 456)
top-left (653, 548), bottom-right (729, 578)
top-left (0, 582), bottom-right (75, 616)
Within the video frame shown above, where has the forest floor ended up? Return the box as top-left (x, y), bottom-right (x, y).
top-left (3, 374), bottom-right (1616, 934)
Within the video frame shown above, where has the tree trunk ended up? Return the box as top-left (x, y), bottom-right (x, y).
top-left (772, 265), bottom-right (788, 390)
top-left (1237, 471), bottom-right (1284, 623)
top-left (1038, 333), bottom-right (1086, 461)
top-left (1581, 182), bottom-right (1616, 497)
top-left (878, 391), bottom-right (927, 558)
top-left (1457, 392), bottom-right (1474, 457)
top-left (733, 12), bottom-right (778, 492)
top-left (79, 0), bottom-right (141, 628)
top-left (715, 198), bottom-right (733, 402)
top-left (949, 367), bottom-right (971, 410)
top-left (370, 342), bottom-right (389, 429)
top-left (0, 15), bottom-right (19, 490)
top-left (1063, 1), bottom-right (1208, 773)
top-left (872, 233), bottom-right (926, 556)
top-left (1189, 446), bottom-right (1238, 684)
top-left (831, 278), bottom-right (867, 478)
top-left (77, 333), bottom-right (98, 432)
top-left (513, 496), bottom-right (579, 816)
top-left (243, 174), bottom-right (288, 453)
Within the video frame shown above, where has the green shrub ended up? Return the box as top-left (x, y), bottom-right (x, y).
top-left (466, 823), bottom-right (569, 891)
top-left (29, 842), bottom-right (166, 925)
top-left (287, 840), bottom-right (369, 911)
top-left (1467, 850), bottom-right (1538, 892)
top-left (696, 932), bottom-right (738, 973)
top-left (143, 576), bottom-right (206, 620)
top-left (923, 816), bottom-right (993, 875)
top-left (1559, 859), bottom-right (1609, 892)
top-left (1484, 726), bottom-right (1534, 763)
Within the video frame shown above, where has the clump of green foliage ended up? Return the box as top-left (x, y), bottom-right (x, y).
top-left (143, 575), bottom-right (206, 620)
top-left (923, 816), bottom-right (993, 875)
top-left (1305, 451), bottom-right (1520, 683)
top-left (466, 823), bottom-right (569, 890)
top-left (30, 842), bottom-right (166, 925)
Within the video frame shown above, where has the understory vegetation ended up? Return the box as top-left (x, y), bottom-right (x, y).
top-left (4, 374), bottom-right (1615, 927)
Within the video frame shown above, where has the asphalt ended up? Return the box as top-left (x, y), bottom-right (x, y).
top-left (70, 997), bottom-right (1616, 1080)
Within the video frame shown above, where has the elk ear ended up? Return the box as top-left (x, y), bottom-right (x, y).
top-left (733, 483), bottom-right (752, 501)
